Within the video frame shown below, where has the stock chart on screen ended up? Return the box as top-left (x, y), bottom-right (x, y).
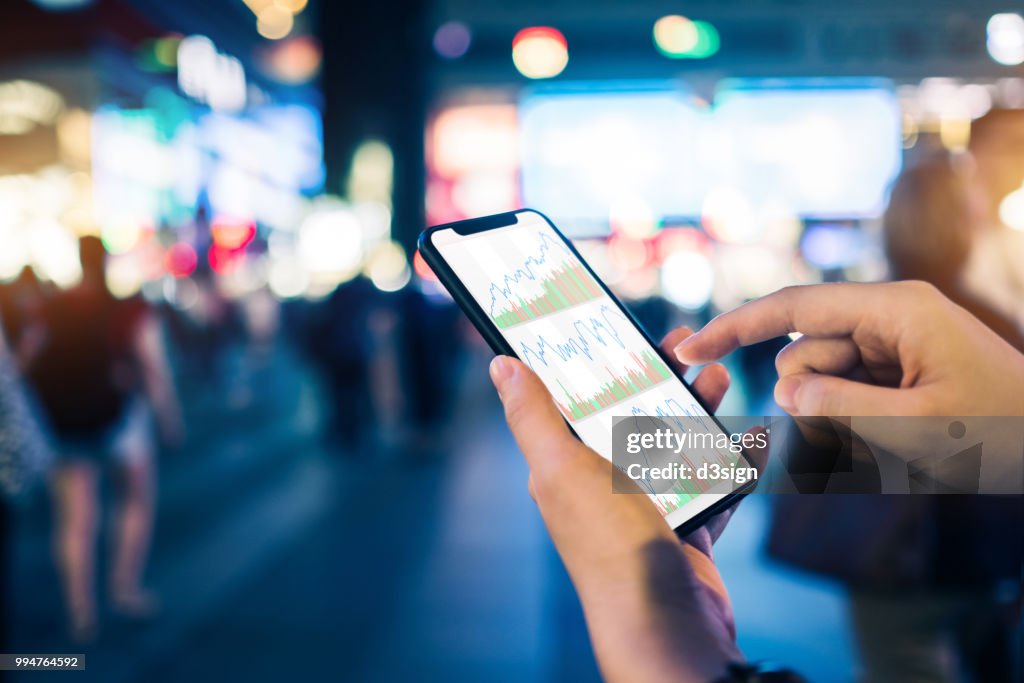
top-left (432, 211), bottom-right (747, 525)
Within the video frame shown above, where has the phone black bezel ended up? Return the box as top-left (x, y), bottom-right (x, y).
top-left (418, 208), bottom-right (756, 537)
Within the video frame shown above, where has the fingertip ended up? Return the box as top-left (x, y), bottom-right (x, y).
top-left (489, 355), bottom-right (516, 393)
top-left (706, 361), bottom-right (730, 386)
top-left (693, 362), bottom-right (730, 393)
top-left (673, 341), bottom-right (695, 364)
top-left (673, 335), bottom-right (709, 365)
top-left (694, 362), bottom-right (731, 411)
top-left (774, 376), bottom-right (800, 414)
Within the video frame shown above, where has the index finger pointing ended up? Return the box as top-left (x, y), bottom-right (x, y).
top-left (674, 283), bottom-right (895, 363)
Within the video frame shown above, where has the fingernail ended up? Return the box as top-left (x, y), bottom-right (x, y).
top-left (774, 376), bottom-right (800, 412)
top-left (673, 336), bottom-right (696, 361)
top-left (489, 355), bottom-right (515, 389)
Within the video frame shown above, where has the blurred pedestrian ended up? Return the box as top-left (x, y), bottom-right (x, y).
top-left (306, 275), bottom-right (384, 451)
top-left (884, 156), bottom-right (1024, 348)
top-left (175, 265), bottom-right (242, 385)
top-left (0, 328), bottom-right (50, 673)
top-left (396, 285), bottom-right (465, 450)
top-left (0, 266), bottom-right (48, 369)
top-left (962, 108), bottom-right (1024, 329)
top-left (25, 237), bottom-right (182, 642)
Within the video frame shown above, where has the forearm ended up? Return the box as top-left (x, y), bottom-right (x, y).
top-left (574, 541), bottom-right (741, 683)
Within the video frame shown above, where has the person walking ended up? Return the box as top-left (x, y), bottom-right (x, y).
top-left (25, 237), bottom-right (182, 642)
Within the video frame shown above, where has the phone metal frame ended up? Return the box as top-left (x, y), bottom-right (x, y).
top-left (418, 208), bottom-right (756, 536)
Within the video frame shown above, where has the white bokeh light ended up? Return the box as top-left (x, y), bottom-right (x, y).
top-left (660, 250), bottom-right (714, 311)
top-left (988, 13), bottom-right (1024, 66)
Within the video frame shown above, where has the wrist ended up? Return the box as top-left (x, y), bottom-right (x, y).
top-left (578, 571), bottom-right (739, 683)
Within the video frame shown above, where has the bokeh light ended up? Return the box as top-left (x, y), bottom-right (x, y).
top-left (155, 35), bottom-right (182, 66)
top-left (101, 219), bottom-right (147, 255)
top-left (165, 242), bottom-right (199, 278)
top-left (257, 5), bottom-right (294, 40)
top-left (106, 255), bottom-right (145, 299)
top-left (430, 104), bottom-right (518, 178)
top-left (347, 139), bottom-right (394, 206)
top-left (298, 206), bottom-right (363, 280)
top-left (211, 216), bottom-right (257, 250)
top-left (264, 36), bottom-right (322, 84)
top-left (30, 219), bottom-right (81, 287)
top-left (412, 249), bottom-right (438, 282)
top-left (365, 241), bottom-right (411, 292)
top-left (653, 16), bottom-right (719, 59)
top-left (0, 79), bottom-right (64, 135)
top-left (177, 35), bottom-right (246, 111)
top-left (427, 103), bottom-right (519, 224)
top-left (800, 223), bottom-right (865, 269)
top-left (660, 250), bottom-right (713, 311)
top-left (653, 16), bottom-right (699, 56)
top-left (433, 21), bottom-right (472, 60)
top-left (998, 184), bottom-right (1024, 231)
top-left (208, 245), bottom-right (245, 275)
top-left (275, 0), bottom-right (308, 12)
top-left (987, 13), bottom-right (1024, 66)
top-left (512, 27), bottom-right (568, 80)
top-left (268, 257), bottom-right (310, 299)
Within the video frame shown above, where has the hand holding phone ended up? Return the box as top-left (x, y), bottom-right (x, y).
top-left (419, 209), bottom-right (756, 533)
top-left (487, 353), bottom-right (745, 683)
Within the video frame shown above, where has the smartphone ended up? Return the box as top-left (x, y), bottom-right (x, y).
top-left (418, 208), bottom-right (755, 534)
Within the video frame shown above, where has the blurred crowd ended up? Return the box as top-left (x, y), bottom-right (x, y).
top-left (0, 232), bottom-right (470, 649)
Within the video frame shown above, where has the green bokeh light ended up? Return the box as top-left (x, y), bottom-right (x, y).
top-left (690, 21), bottom-right (720, 59)
top-left (655, 19), bottom-right (720, 59)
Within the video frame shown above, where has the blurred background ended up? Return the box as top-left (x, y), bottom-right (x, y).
top-left (0, 0), bottom-right (1022, 681)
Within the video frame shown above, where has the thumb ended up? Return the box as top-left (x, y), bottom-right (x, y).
top-left (775, 373), bottom-right (911, 416)
top-left (489, 356), bottom-right (578, 472)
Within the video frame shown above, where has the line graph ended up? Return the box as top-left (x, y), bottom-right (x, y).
top-left (518, 304), bottom-right (627, 367)
top-left (630, 398), bottom-right (719, 435)
top-left (555, 350), bottom-right (673, 421)
top-left (484, 231), bottom-right (603, 329)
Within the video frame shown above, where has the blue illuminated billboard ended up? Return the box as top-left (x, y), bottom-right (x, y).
top-left (519, 79), bottom-right (902, 234)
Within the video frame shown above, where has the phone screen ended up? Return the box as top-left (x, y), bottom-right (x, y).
top-left (431, 210), bottom-right (748, 529)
